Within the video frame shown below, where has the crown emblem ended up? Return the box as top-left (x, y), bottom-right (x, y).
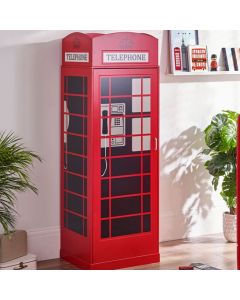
top-left (118, 38), bottom-right (134, 49)
top-left (73, 38), bottom-right (81, 49)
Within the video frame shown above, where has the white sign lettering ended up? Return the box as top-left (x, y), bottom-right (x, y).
top-left (65, 52), bottom-right (89, 62)
top-left (103, 52), bottom-right (149, 63)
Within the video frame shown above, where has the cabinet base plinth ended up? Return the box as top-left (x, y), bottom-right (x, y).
top-left (60, 250), bottom-right (160, 270)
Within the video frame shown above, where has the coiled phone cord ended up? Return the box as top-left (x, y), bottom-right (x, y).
top-left (101, 137), bottom-right (108, 177)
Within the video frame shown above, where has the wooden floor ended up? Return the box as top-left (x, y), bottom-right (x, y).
top-left (37, 233), bottom-right (237, 270)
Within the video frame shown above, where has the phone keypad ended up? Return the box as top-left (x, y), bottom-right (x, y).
top-left (114, 118), bottom-right (121, 126)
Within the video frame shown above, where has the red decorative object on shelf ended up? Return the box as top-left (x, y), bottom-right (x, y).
top-left (210, 54), bottom-right (218, 71)
top-left (60, 32), bottom-right (160, 269)
top-left (188, 46), bottom-right (208, 72)
top-left (174, 47), bottom-right (182, 71)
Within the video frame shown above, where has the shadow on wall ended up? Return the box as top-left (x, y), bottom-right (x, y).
top-left (160, 126), bottom-right (214, 240)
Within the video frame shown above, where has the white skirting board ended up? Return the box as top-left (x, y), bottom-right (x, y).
top-left (26, 206), bottom-right (225, 260)
top-left (160, 206), bottom-right (226, 242)
top-left (27, 226), bottom-right (60, 261)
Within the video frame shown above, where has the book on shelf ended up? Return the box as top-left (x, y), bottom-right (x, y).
top-left (222, 48), bottom-right (235, 71)
top-left (188, 45), bottom-right (208, 72)
top-left (231, 48), bottom-right (240, 71)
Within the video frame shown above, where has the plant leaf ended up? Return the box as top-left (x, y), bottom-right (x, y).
top-left (203, 110), bottom-right (239, 213)
top-left (220, 192), bottom-right (236, 212)
top-left (204, 125), bottom-right (222, 151)
top-left (222, 172), bottom-right (236, 199)
top-left (212, 177), bottom-right (219, 191)
top-left (0, 131), bottom-right (41, 233)
top-left (204, 152), bottom-right (229, 176)
top-left (220, 120), bottom-right (237, 151)
top-left (211, 113), bottom-right (228, 128)
top-left (223, 110), bottom-right (239, 122)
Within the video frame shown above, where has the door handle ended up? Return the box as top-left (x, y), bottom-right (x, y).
top-left (155, 137), bottom-right (158, 151)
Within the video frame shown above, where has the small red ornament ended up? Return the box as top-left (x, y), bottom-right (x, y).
top-left (210, 54), bottom-right (218, 71)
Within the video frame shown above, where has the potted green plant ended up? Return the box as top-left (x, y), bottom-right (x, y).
top-left (0, 132), bottom-right (41, 262)
top-left (202, 110), bottom-right (238, 242)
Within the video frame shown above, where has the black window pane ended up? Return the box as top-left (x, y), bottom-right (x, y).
top-left (101, 180), bottom-right (109, 198)
top-left (83, 97), bottom-right (88, 115)
top-left (84, 198), bottom-right (87, 216)
top-left (67, 154), bottom-right (84, 174)
top-left (125, 117), bottom-right (133, 135)
top-left (101, 98), bottom-right (109, 105)
top-left (101, 200), bottom-right (109, 218)
top-left (67, 135), bottom-right (83, 155)
top-left (111, 196), bottom-right (141, 217)
top-left (111, 156), bottom-right (141, 176)
top-left (83, 138), bottom-right (87, 155)
top-left (101, 220), bottom-right (109, 238)
top-left (83, 158), bottom-right (87, 176)
top-left (68, 96), bottom-right (84, 115)
top-left (111, 77), bottom-right (132, 96)
top-left (83, 77), bottom-right (88, 95)
top-left (143, 156), bottom-right (150, 173)
top-left (64, 172), bottom-right (67, 189)
top-left (67, 76), bottom-right (83, 94)
top-left (84, 118), bottom-right (87, 135)
top-left (101, 78), bottom-right (109, 96)
top-left (68, 116), bottom-right (84, 135)
top-left (143, 175), bottom-right (150, 193)
top-left (101, 159), bottom-right (109, 177)
top-left (67, 213), bottom-right (83, 235)
top-left (64, 192), bottom-right (67, 209)
top-left (64, 76), bottom-right (88, 238)
top-left (143, 214), bottom-right (151, 232)
top-left (111, 216), bottom-right (141, 237)
top-left (143, 195), bottom-right (151, 212)
top-left (67, 173), bottom-right (84, 195)
top-left (66, 192), bottom-right (84, 215)
top-left (84, 178), bottom-right (87, 196)
top-left (111, 176), bottom-right (141, 197)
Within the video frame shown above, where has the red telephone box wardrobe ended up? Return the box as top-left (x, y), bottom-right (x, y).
top-left (60, 32), bottom-right (160, 269)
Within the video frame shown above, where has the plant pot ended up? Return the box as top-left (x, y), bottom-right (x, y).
top-left (0, 230), bottom-right (27, 263)
top-left (223, 212), bottom-right (236, 243)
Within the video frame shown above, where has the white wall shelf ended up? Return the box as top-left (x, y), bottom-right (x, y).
top-left (168, 71), bottom-right (240, 76)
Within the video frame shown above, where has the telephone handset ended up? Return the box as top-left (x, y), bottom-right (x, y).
top-left (101, 103), bottom-right (126, 148)
top-left (102, 109), bottom-right (108, 135)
